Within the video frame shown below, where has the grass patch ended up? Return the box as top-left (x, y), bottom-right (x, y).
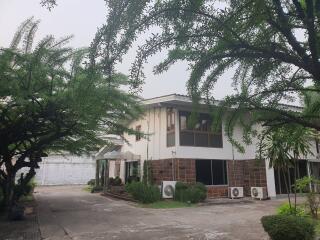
top-left (314, 220), bottom-right (320, 237)
top-left (139, 200), bottom-right (196, 209)
top-left (83, 185), bottom-right (93, 192)
top-left (20, 194), bottom-right (34, 202)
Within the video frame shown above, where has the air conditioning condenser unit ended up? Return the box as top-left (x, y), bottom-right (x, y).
top-left (228, 187), bottom-right (244, 199)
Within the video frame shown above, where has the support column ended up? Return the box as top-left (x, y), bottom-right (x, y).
top-left (95, 159), bottom-right (100, 187)
top-left (105, 160), bottom-right (109, 189)
top-left (265, 159), bottom-right (276, 198)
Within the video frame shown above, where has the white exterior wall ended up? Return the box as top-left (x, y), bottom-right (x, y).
top-left (120, 105), bottom-right (318, 197)
top-left (122, 107), bottom-right (260, 161)
top-left (265, 160), bottom-right (277, 198)
top-left (34, 154), bottom-right (95, 185)
top-left (109, 161), bottom-right (116, 178)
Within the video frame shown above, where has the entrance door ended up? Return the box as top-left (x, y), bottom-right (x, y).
top-left (274, 160), bottom-right (308, 194)
top-left (125, 161), bottom-right (139, 183)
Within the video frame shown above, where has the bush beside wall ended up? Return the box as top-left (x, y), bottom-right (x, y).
top-left (125, 182), bottom-right (161, 203)
top-left (261, 215), bottom-right (315, 240)
top-left (174, 182), bottom-right (207, 203)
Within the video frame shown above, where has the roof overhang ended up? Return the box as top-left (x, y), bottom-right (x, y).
top-left (141, 94), bottom-right (303, 112)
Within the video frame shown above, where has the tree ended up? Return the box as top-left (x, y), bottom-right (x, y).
top-left (40, 0), bottom-right (57, 10)
top-left (259, 124), bottom-right (315, 209)
top-left (0, 18), bottom-right (142, 213)
top-left (91, 0), bottom-right (320, 146)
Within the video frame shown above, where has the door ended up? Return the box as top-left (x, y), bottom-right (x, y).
top-left (275, 160), bottom-right (308, 194)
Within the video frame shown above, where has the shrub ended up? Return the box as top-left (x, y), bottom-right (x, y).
top-left (125, 181), bottom-right (161, 203)
top-left (26, 178), bottom-right (36, 195)
top-left (261, 215), bottom-right (315, 240)
top-left (296, 176), bottom-right (320, 219)
top-left (174, 182), bottom-right (207, 203)
top-left (127, 176), bottom-right (140, 184)
top-left (143, 161), bottom-right (153, 185)
top-left (277, 203), bottom-right (306, 217)
top-left (91, 186), bottom-right (103, 193)
top-left (108, 177), bottom-right (123, 186)
top-left (87, 179), bottom-right (96, 186)
top-left (14, 177), bottom-right (37, 200)
top-left (0, 187), bottom-right (3, 207)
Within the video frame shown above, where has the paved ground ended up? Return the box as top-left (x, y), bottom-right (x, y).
top-left (31, 186), bottom-right (288, 240)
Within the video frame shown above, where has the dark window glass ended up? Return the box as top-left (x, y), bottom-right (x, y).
top-left (180, 115), bottom-right (187, 130)
top-left (196, 159), bottom-right (228, 185)
top-left (180, 131), bottom-right (194, 146)
top-left (135, 125), bottom-right (141, 141)
top-left (209, 134), bottom-right (223, 148)
top-left (196, 160), bottom-right (212, 185)
top-left (167, 108), bottom-right (175, 147)
top-left (179, 111), bottom-right (223, 148)
top-left (298, 160), bottom-right (308, 178)
top-left (167, 132), bottom-right (175, 147)
top-left (212, 160), bottom-right (227, 185)
top-left (195, 132), bottom-right (208, 146)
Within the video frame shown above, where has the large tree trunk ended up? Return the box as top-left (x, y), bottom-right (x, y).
top-left (2, 172), bottom-right (16, 212)
top-left (1, 166), bottom-right (36, 219)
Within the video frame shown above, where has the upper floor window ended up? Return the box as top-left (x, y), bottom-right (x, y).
top-left (167, 108), bottom-right (175, 147)
top-left (179, 111), bottom-right (223, 148)
top-left (135, 125), bottom-right (141, 141)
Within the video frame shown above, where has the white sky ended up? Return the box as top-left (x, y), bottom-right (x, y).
top-left (0, 0), bottom-right (234, 99)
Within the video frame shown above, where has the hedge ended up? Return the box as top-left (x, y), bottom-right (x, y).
top-left (261, 215), bottom-right (315, 240)
top-left (174, 182), bottom-right (207, 203)
top-left (125, 181), bottom-right (161, 203)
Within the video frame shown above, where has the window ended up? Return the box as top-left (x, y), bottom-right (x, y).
top-left (135, 125), bottom-right (141, 141)
top-left (179, 111), bottom-right (223, 148)
top-left (167, 108), bottom-right (175, 147)
top-left (196, 160), bottom-right (228, 185)
top-left (125, 161), bottom-right (139, 183)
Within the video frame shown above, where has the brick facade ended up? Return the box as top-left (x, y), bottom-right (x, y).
top-left (228, 160), bottom-right (267, 196)
top-left (150, 159), bottom-right (196, 185)
top-left (150, 158), bottom-right (267, 198)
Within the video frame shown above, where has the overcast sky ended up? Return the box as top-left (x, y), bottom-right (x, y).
top-left (0, 0), bottom-right (234, 99)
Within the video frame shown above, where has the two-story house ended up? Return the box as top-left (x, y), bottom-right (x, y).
top-left (96, 94), bottom-right (320, 198)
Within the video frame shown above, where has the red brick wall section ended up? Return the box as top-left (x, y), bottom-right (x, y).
top-left (150, 159), bottom-right (267, 198)
top-left (150, 159), bottom-right (196, 185)
top-left (207, 186), bottom-right (228, 198)
top-left (228, 160), bottom-right (267, 196)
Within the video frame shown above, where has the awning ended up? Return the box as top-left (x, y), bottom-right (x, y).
top-left (94, 138), bottom-right (140, 161)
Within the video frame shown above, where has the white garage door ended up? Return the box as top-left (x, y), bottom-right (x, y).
top-left (34, 154), bottom-right (95, 185)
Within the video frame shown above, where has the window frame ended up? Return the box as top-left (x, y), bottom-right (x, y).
top-left (166, 108), bottom-right (176, 147)
top-left (179, 111), bottom-right (223, 148)
top-left (135, 125), bottom-right (141, 141)
top-left (195, 159), bottom-right (228, 186)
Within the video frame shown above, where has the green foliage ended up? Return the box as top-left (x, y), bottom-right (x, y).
top-left (0, 18), bottom-right (142, 210)
top-left (261, 215), bottom-right (315, 240)
top-left (14, 176), bottom-right (37, 201)
top-left (174, 182), bottom-right (207, 203)
top-left (0, 187), bottom-right (3, 207)
top-left (109, 177), bottom-right (122, 186)
top-left (143, 160), bottom-right (153, 185)
top-left (87, 179), bottom-right (96, 186)
top-left (277, 203), bottom-right (306, 217)
top-left (296, 176), bottom-right (320, 192)
top-left (296, 176), bottom-right (320, 219)
top-left (125, 182), bottom-right (161, 204)
top-left (91, 186), bottom-right (103, 193)
top-left (95, 0), bottom-right (320, 153)
top-left (259, 125), bottom-right (315, 169)
top-left (140, 200), bottom-right (195, 209)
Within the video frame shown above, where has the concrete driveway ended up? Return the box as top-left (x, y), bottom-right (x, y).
top-left (35, 186), bottom-right (283, 240)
